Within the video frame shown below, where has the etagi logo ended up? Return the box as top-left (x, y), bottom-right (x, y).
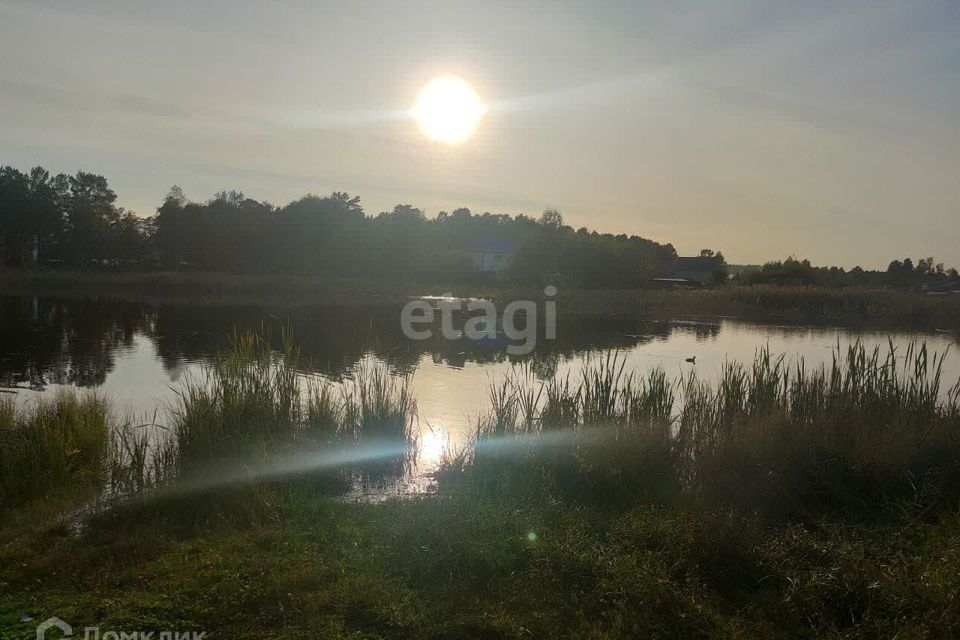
top-left (400, 286), bottom-right (557, 355)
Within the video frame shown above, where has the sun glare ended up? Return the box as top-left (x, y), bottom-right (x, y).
top-left (411, 76), bottom-right (485, 144)
top-left (418, 428), bottom-right (450, 466)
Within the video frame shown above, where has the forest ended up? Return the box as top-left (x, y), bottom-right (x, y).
top-left (0, 165), bottom-right (675, 287)
top-left (1, 164), bottom-right (957, 290)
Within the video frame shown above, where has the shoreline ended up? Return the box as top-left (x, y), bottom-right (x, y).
top-left (3, 341), bottom-right (959, 637)
top-left (1, 269), bottom-right (959, 331)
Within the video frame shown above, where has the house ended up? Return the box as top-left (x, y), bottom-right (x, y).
top-left (467, 237), bottom-right (517, 274)
top-left (654, 256), bottom-right (724, 287)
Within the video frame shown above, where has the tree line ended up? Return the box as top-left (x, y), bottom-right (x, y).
top-left (0, 166), bottom-right (150, 269)
top-left (0, 165), bottom-right (676, 286)
top-left (735, 256), bottom-right (960, 288)
top-left (3, 164), bottom-right (956, 290)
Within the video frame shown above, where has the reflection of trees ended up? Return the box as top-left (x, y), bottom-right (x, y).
top-left (151, 303), bottom-right (263, 372)
top-left (150, 305), bottom-right (396, 379)
top-left (669, 321), bottom-right (723, 343)
top-left (0, 296), bottom-right (695, 390)
top-left (0, 295), bottom-right (724, 496)
top-left (0, 296), bottom-right (148, 389)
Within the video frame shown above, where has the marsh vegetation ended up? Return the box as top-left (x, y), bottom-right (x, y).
top-left (2, 333), bottom-right (960, 637)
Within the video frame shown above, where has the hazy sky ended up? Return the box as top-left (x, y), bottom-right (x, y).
top-left (1, 0), bottom-right (958, 267)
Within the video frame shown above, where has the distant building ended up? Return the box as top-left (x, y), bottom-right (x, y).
top-left (654, 255), bottom-right (723, 287)
top-left (467, 237), bottom-right (517, 273)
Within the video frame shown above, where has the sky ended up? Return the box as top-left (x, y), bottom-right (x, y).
top-left (0, 0), bottom-right (958, 268)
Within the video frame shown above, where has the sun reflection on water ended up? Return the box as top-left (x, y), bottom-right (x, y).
top-left (417, 427), bottom-right (451, 469)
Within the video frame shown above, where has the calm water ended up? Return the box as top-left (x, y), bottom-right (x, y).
top-left (3, 295), bottom-right (958, 496)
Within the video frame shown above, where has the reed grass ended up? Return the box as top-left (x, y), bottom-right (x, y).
top-left (5, 334), bottom-right (960, 638)
top-left (303, 359), bottom-right (418, 486)
top-left (558, 285), bottom-right (960, 329)
top-left (153, 331), bottom-right (419, 495)
top-left (0, 393), bottom-right (109, 511)
top-left (338, 359), bottom-right (415, 445)
top-left (442, 341), bottom-right (960, 517)
top-left (107, 415), bottom-right (177, 498)
top-left (169, 330), bottom-right (302, 473)
top-left (7, 329), bottom-right (957, 522)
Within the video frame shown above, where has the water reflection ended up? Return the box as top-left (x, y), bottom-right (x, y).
top-left (0, 296), bottom-right (147, 389)
top-left (1, 295), bottom-right (957, 496)
top-left (1, 296), bottom-right (693, 389)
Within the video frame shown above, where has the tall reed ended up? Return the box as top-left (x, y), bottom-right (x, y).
top-left (170, 330), bottom-right (301, 473)
top-left (107, 414), bottom-right (177, 497)
top-left (304, 358), bottom-right (416, 485)
top-left (442, 342), bottom-right (960, 516)
top-left (0, 393), bottom-right (109, 510)
top-left (158, 330), bottom-right (418, 490)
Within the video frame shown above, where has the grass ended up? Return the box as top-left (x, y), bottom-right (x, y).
top-left (0, 393), bottom-right (109, 512)
top-left (554, 285), bottom-right (960, 330)
top-left (305, 359), bottom-right (416, 486)
top-left (0, 269), bottom-right (453, 307)
top-left (442, 343), bottom-right (960, 519)
top-left (2, 336), bottom-right (960, 638)
top-left (107, 415), bottom-right (177, 499)
top-left (2, 269), bottom-right (959, 330)
top-left (170, 330), bottom-right (301, 472)
top-left (2, 488), bottom-right (959, 638)
top-left (160, 331), bottom-right (417, 495)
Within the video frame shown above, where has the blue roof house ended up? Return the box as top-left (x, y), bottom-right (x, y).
top-left (467, 237), bottom-right (517, 274)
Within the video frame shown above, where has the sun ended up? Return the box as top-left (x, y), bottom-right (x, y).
top-left (411, 76), bottom-right (486, 144)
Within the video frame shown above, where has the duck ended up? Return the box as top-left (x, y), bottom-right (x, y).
top-left (685, 356), bottom-right (696, 364)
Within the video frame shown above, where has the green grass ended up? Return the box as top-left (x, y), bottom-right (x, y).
top-left (2, 336), bottom-right (960, 638)
top-left (159, 331), bottom-right (416, 494)
top-left (170, 330), bottom-right (302, 473)
top-left (442, 343), bottom-right (960, 519)
top-left (2, 488), bottom-right (959, 638)
top-left (0, 393), bottom-right (109, 512)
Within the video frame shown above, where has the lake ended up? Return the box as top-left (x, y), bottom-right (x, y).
top-left (2, 294), bottom-right (958, 497)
